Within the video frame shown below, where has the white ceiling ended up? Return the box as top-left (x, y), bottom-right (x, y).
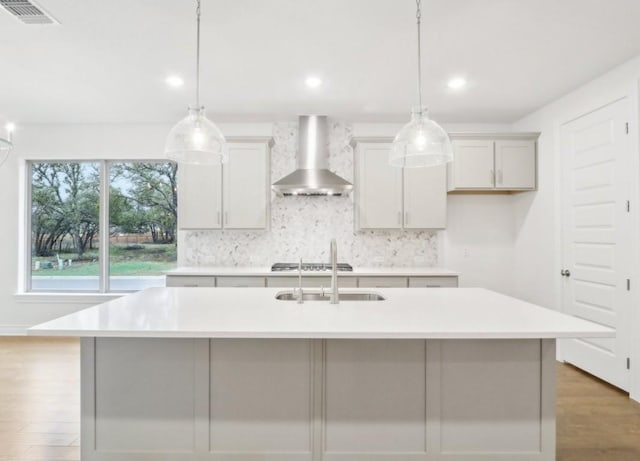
top-left (2, 0), bottom-right (640, 124)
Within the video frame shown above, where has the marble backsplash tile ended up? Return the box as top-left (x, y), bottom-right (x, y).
top-left (183, 121), bottom-right (438, 267)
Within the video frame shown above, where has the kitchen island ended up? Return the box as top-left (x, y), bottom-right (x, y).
top-left (30, 287), bottom-right (612, 461)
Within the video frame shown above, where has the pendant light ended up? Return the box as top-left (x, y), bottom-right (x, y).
top-left (389, 0), bottom-right (453, 168)
top-left (0, 123), bottom-right (14, 168)
top-left (165, 0), bottom-right (227, 165)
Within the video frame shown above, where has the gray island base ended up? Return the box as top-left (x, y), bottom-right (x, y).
top-left (82, 337), bottom-right (555, 461)
top-left (29, 287), bottom-right (613, 461)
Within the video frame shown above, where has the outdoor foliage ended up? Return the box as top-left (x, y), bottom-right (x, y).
top-left (32, 162), bottom-right (99, 258)
top-left (31, 162), bottom-right (178, 258)
top-left (110, 162), bottom-right (178, 244)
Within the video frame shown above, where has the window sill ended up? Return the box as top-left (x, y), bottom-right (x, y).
top-left (14, 292), bottom-right (125, 304)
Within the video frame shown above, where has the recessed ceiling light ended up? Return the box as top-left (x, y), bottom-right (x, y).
top-left (447, 77), bottom-right (467, 90)
top-left (165, 75), bottom-right (184, 88)
top-left (5, 122), bottom-right (15, 133)
top-left (305, 76), bottom-right (323, 88)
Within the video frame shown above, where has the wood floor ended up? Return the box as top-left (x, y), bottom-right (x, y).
top-left (1, 337), bottom-right (639, 460)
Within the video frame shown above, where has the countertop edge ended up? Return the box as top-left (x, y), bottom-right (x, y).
top-left (27, 329), bottom-right (614, 339)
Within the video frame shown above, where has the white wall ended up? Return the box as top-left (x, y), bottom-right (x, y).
top-left (512, 55), bottom-right (640, 401)
top-left (441, 194), bottom-right (516, 294)
top-left (0, 120), bottom-right (514, 330)
top-left (355, 122), bottom-right (519, 294)
top-left (0, 123), bottom-right (272, 330)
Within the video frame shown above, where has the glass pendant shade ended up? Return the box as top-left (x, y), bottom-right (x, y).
top-left (0, 138), bottom-right (11, 153)
top-left (165, 106), bottom-right (227, 165)
top-left (390, 107), bottom-right (454, 168)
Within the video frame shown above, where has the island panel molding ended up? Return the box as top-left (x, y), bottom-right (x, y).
top-left (80, 337), bottom-right (556, 461)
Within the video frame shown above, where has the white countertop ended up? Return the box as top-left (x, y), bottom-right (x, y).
top-left (29, 287), bottom-right (612, 340)
top-left (166, 266), bottom-right (459, 277)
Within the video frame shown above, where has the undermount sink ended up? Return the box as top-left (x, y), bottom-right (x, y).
top-left (275, 290), bottom-right (385, 301)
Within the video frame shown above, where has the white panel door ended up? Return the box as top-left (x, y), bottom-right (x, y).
top-left (448, 140), bottom-right (494, 190)
top-left (494, 140), bottom-right (536, 190)
top-left (357, 143), bottom-right (402, 229)
top-left (223, 143), bottom-right (268, 229)
top-left (560, 97), bottom-right (632, 390)
top-left (404, 164), bottom-right (447, 229)
top-left (177, 163), bottom-right (222, 229)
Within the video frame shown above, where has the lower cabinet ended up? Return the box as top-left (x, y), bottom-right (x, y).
top-left (166, 276), bottom-right (216, 288)
top-left (358, 277), bottom-right (408, 288)
top-left (216, 277), bottom-right (265, 288)
top-left (267, 277), bottom-right (357, 288)
top-left (409, 276), bottom-right (459, 288)
top-left (83, 337), bottom-right (551, 460)
top-left (166, 275), bottom-right (459, 288)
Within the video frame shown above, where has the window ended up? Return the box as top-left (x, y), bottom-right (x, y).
top-left (28, 161), bottom-right (177, 292)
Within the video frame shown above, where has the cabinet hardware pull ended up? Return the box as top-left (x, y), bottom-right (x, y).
top-left (490, 169), bottom-right (494, 185)
top-left (225, 212), bottom-right (228, 225)
top-left (497, 169), bottom-right (503, 185)
top-left (405, 211), bottom-right (409, 225)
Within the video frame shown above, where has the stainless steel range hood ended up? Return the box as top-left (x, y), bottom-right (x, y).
top-left (272, 115), bottom-right (353, 196)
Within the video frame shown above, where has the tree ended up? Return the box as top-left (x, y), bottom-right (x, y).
top-left (110, 162), bottom-right (177, 243)
top-left (31, 162), bottom-right (100, 258)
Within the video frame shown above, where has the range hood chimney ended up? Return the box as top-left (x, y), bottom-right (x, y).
top-left (272, 115), bottom-right (353, 196)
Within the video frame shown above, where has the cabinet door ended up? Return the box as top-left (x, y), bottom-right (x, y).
top-left (358, 277), bottom-right (407, 288)
top-left (408, 276), bottom-right (458, 288)
top-left (357, 143), bottom-right (402, 229)
top-left (216, 276), bottom-right (266, 287)
top-left (223, 143), bottom-right (269, 229)
top-left (165, 276), bottom-right (216, 287)
top-left (404, 164), bottom-right (446, 229)
top-left (494, 140), bottom-right (536, 190)
top-left (266, 277), bottom-right (357, 288)
top-left (448, 140), bottom-right (495, 190)
top-left (177, 163), bottom-right (222, 229)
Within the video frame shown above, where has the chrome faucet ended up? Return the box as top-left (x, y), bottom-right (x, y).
top-left (330, 239), bottom-right (339, 304)
top-left (297, 257), bottom-right (303, 304)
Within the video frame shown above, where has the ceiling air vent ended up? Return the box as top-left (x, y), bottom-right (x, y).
top-left (0, 0), bottom-right (58, 24)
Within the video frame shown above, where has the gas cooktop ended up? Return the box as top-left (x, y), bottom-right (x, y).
top-left (271, 262), bottom-right (353, 272)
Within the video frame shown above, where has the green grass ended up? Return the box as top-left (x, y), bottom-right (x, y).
top-left (32, 243), bottom-right (176, 277)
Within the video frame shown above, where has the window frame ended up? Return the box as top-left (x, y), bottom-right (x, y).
top-left (25, 159), bottom-right (176, 294)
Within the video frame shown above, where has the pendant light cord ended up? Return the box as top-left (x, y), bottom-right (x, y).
top-left (196, 0), bottom-right (201, 108)
top-left (416, 0), bottom-right (423, 114)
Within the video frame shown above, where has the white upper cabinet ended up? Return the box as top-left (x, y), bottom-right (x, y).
top-left (178, 163), bottom-right (222, 230)
top-left (404, 164), bottom-right (446, 229)
top-left (178, 138), bottom-right (272, 230)
top-left (447, 134), bottom-right (538, 192)
top-left (356, 142), bottom-right (403, 229)
top-left (355, 139), bottom-right (447, 230)
top-left (223, 142), bottom-right (269, 229)
top-left (494, 140), bottom-right (536, 190)
top-left (448, 140), bottom-right (495, 190)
